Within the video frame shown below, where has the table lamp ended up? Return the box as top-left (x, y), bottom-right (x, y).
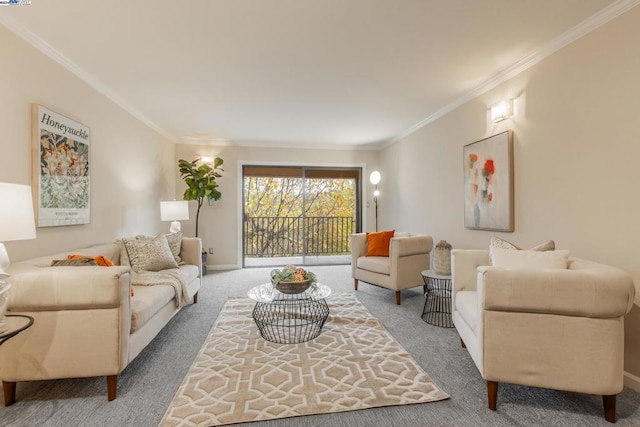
top-left (160, 200), bottom-right (189, 233)
top-left (0, 183), bottom-right (37, 333)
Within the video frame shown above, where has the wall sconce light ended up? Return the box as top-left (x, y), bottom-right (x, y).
top-left (369, 171), bottom-right (381, 232)
top-left (161, 200), bottom-right (189, 233)
top-left (200, 156), bottom-right (213, 164)
top-left (491, 99), bottom-right (513, 123)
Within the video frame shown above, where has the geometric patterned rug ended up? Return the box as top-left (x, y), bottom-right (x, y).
top-left (160, 292), bottom-right (449, 426)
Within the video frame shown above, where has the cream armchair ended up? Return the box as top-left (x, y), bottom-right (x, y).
top-left (350, 232), bottom-right (432, 305)
top-left (451, 249), bottom-right (635, 423)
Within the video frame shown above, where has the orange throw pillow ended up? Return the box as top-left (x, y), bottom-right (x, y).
top-left (67, 254), bottom-right (115, 267)
top-left (365, 230), bottom-right (395, 257)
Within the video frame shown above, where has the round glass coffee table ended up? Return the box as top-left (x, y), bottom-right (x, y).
top-left (247, 283), bottom-right (331, 344)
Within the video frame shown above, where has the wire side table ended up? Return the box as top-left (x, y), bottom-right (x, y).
top-left (248, 283), bottom-right (331, 344)
top-left (0, 315), bottom-right (34, 346)
top-left (421, 270), bottom-right (454, 328)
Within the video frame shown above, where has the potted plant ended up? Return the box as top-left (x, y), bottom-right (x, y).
top-left (178, 157), bottom-right (224, 268)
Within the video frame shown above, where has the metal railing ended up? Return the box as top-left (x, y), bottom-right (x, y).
top-left (244, 216), bottom-right (354, 257)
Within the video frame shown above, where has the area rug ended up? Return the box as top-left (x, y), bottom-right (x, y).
top-left (160, 292), bottom-right (449, 426)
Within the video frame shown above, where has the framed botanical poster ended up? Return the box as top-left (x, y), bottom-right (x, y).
top-left (463, 130), bottom-right (513, 231)
top-left (32, 104), bottom-right (90, 227)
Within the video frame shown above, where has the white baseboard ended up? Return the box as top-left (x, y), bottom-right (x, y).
top-left (205, 264), bottom-right (240, 271)
top-left (624, 371), bottom-right (640, 392)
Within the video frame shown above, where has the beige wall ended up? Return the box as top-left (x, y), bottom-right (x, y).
top-left (380, 7), bottom-right (640, 376)
top-left (174, 144), bottom-right (379, 268)
top-left (0, 25), bottom-right (175, 262)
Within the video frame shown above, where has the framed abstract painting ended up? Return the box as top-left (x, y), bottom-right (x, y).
top-left (32, 104), bottom-right (90, 227)
top-left (463, 130), bottom-right (514, 231)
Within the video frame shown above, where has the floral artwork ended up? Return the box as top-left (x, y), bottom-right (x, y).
top-left (32, 105), bottom-right (90, 226)
top-left (463, 131), bottom-right (513, 231)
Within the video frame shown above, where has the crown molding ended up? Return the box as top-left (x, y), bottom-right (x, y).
top-left (384, 0), bottom-right (640, 149)
top-left (0, 14), bottom-right (175, 141)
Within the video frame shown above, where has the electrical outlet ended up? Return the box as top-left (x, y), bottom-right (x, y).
top-left (208, 248), bottom-right (214, 254)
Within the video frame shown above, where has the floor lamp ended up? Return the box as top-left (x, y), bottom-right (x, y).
top-left (369, 171), bottom-right (381, 232)
top-left (0, 183), bottom-right (37, 332)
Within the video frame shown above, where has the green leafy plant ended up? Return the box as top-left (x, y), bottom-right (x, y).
top-left (178, 157), bottom-right (224, 237)
top-left (270, 265), bottom-right (317, 286)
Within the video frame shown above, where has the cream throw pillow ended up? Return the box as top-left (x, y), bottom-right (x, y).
top-left (124, 234), bottom-right (178, 273)
top-left (491, 247), bottom-right (569, 269)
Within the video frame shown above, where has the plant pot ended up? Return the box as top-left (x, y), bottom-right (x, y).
top-left (201, 251), bottom-right (207, 276)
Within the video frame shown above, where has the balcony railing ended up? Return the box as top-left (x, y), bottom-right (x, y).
top-left (244, 216), bottom-right (354, 258)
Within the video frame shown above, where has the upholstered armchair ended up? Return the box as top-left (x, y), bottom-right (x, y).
top-left (350, 232), bottom-right (432, 305)
top-left (451, 249), bottom-right (635, 423)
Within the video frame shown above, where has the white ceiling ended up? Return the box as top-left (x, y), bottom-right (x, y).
top-left (0, 0), bottom-right (634, 149)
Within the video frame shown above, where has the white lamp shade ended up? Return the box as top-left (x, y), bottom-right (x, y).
top-left (0, 183), bottom-right (36, 242)
top-left (161, 201), bottom-right (189, 221)
top-left (369, 171), bottom-right (381, 185)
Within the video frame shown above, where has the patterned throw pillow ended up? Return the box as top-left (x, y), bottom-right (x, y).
top-left (489, 236), bottom-right (555, 261)
top-left (164, 232), bottom-right (184, 265)
top-left (123, 234), bottom-right (178, 273)
top-left (51, 258), bottom-right (98, 267)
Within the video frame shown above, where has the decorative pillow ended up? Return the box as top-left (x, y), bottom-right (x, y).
top-left (164, 232), bottom-right (184, 265)
top-left (123, 234), bottom-right (178, 273)
top-left (491, 247), bottom-right (570, 269)
top-left (366, 230), bottom-right (395, 257)
top-left (489, 236), bottom-right (555, 260)
top-left (67, 254), bottom-right (114, 267)
top-left (52, 258), bottom-right (98, 267)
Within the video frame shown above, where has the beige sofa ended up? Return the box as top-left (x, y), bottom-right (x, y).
top-left (351, 232), bottom-right (433, 304)
top-left (451, 249), bottom-right (635, 423)
top-left (0, 237), bottom-right (202, 406)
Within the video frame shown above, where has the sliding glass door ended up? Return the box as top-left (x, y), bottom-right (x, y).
top-left (243, 166), bottom-right (361, 267)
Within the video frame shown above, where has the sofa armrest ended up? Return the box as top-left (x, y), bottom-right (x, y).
top-left (180, 237), bottom-right (202, 276)
top-left (350, 233), bottom-right (367, 277)
top-left (478, 264), bottom-right (635, 318)
top-left (452, 249), bottom-right (490, 293)
top-left (8, 266), bottom-right (132, 311)
top-left (389, 234), bottom-right (433, 258)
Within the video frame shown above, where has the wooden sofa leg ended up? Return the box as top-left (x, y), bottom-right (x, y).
top-left (603, 394), bottom-right (616, 423)
top-left (395, 291), bottom-right (401, 305)
top-left (354, 279), bottom-right (358, 291)
top-left (193, 291), bottom-right (198, 303)
top-left (3, 381), bottom-right (16, 406)
top-left (107, 375), bottom-right (118, 401)
top-left (487, 381), bottom-right (498, 410)
top-left (460, 338), bottom-right (466, 348)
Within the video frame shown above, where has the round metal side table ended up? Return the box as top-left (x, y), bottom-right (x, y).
top-left (0, 315), bottom-right (34, 346)
top-left (421, 270), bottom-right (454, 328)
top-left (247, 283), bottom-right (331, 344)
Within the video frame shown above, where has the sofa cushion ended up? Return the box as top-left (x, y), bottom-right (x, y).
top-left (366, 229), bottom-right (395, 257)
top-left (130, 284), bottom-right (175, 333)
top-left (491, 248), bottom-right (569, 269)
top-left (357, 256), bottom-right (391, 275)
top-left (124, 234), bottom-right (179, 273)
top-left (178, 264), bottom-right (199, 284)
top-left (456, 290), bottom-right (478, 332)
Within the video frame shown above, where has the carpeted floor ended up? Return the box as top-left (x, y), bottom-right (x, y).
top-left (1, 265), bottom-right (640, 426)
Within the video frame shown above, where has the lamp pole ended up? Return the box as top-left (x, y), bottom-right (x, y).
top-left (369, 171), bottom-right (381, 232)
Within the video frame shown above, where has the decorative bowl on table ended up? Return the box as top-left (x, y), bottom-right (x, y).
top-left (275, 279), bottom-right (312, 294)
top-left (271, 265), bottom-right (316, 295)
